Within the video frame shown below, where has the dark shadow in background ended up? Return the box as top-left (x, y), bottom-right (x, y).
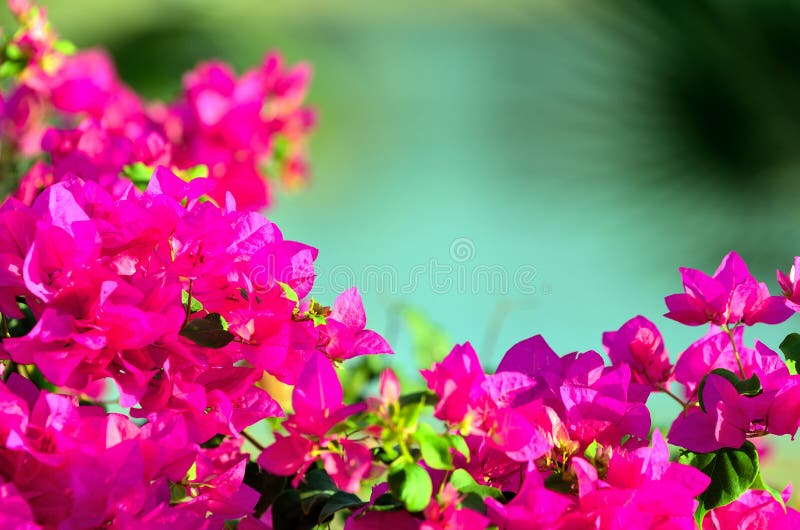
top-left (104, 17), bottom-right (227, 100)
top-left (596, 0), bottom-right (800, 186)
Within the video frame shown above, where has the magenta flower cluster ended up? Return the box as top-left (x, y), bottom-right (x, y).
top-left (1, 0), bottom-right (314, 209)
top-left (1, 2), bottom-right (800, 529)
top-left (327, 252), bottom-right (800, 530)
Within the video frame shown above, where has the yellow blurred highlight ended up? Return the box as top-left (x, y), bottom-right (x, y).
top-left (258, 370), bottom-right (294, 412)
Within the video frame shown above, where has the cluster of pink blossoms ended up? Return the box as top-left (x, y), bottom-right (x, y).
top-left (3, 2), bottom-right (800, 529)
top-left (268, 251), bottom-right (800, 530)
top-left (1, 0), bottom-right (314, 209)
top-left (0, 371), bottom-right (260, 529)
top-left (0, 2), bottom-right (393, 527)
top-left (0, 152), bottom-right (391, 527)
top-left (0, 167), bottom-right (390, 430)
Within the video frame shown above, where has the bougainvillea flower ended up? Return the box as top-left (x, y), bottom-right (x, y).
top-left (665, 251), bottom-right (792, 326)
top-left (179, 439), bottom-right (261, 520)
top-left (319, 287), bottom-right (393, 361)
top-left (258, 354), bottom-right (369, 492)
top-left (288, 353), bottom-right (364, 438)
top-left (0, 481), bottom-right (41, 530)
top-left (703, 488), bottom-right (800, 530)
top-left (669, 342), bottom-right (800, 451)
top-left (496, 336), bottom-right (651, 449)
top-left (668, 377), bottom-right (758, 452)
top-left (421, 342), bottom-right (489, 425)
top-left (421, 342), bottom-right (549, 462)
top-left (486, 470), bottom-right (586, 530)
top-left (673, 325), bottom-right (749, 398)
top-left (776, 256), bottom-right (800, 312)
top-left (321, 439), bottom-right (375, 495)
top-left (765, 377), bottom-right (800, 437)
top-left (344, 485), bottom-right (422, 530)
top-left (421, 483), bottom-right (490, 529)
top-left (602, 315), bottom-right (672, 389)
top-left (0, 375), bottom-right (218, 528)
top-left (2, 4), bottom-right (800, 528)
top-left (575, 430), bottom-right (709, 529)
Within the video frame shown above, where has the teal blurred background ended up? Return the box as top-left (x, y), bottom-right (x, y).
top-left (23, 0), bottom-right (800, 484)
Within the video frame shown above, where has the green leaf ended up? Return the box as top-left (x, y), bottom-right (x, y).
top-left (5, 43), bottom-right (24, 60)
top-left (449, 434), bottom-right (470, 461)
top-left (186, 461), bottom-right (197, 482)
top-left (303, 299), bottom-right (330, 327)
top-left (243, 462), bottom-right (288, 518)
top-left (679, 442), bottom-right (759, 525)
top-left (299, 492), bottom-right (330, 519)
top-left (121, 162), bottom-right (154, 190)
top-left (388, 462), bottom-right (432, 512)
top-left (5, 302), bottom-right (35, 338)
top-left (398, 390), bottom-right (439, 407)
top-left (52, 39), bottom-right (77, 55)
top-left (0, 60), bottom-right (25, 79)
top-left (272, 490), bottom-right (304, 530)
top-left (751, 472), bottom-right (786, 510)
top-left (449, 469), bottom-right (504, 502)
top-left (544, 472), bottom-right (573, 494)
top-left (375, 443), bottom-right (399, 464)
top-left (277, 281), bottom-right (299, 307)
top-left (299, 468), bottom-right (337, 495)
top-left (584, 440), bottom-right (599, 461)
top-left (459, 492), bottom-right (487, 514)
top-left (180, 164), bottom-right (209, 181)
top-left (180, 313), bottom-right (235, 348)
top-left (25, 366), bottom-right (57, 393)
top-left (273, 470), bottom-right (345, 530)
top-left (779, 333), bottom-right (800, 375)
top-left (294, 469), bottom-right (362, 525)
top-left (273, 135), bottom-right (290, 163)
top-left (169, 482), bottom-right (188, 503)
top-left (318, 491), bottom-right (365, 523)
top-left (402, 396), bottom-right (427, 430)
top-left (698, 368), bottom-right (762, 411)
top-left (181, 290), bottom-right (203, 313)
top-left (415, 423), bottom-right (453, 470)
top-left (370, 493), bottom-right (405, 512)
top-left (714, 369), bottom-right (762, 396)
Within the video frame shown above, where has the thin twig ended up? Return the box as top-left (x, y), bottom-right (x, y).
top-left (723, 324), bottom-right (746, 379)
top-left (183, 279), bottom-right (194, 327)
top-left (659, 385), bottom-right (689, 412)
top-left (241, 430), bottom-right (265, 451)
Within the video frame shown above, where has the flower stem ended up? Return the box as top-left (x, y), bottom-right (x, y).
top-left (723, 324), bottom-right (746, 379)
top-left (241, 430), bottom-right (265, 451)
top-left (183, 279), bottom-right (194, 327)
top-left (398, 437), bottom-right (414, 463)
top-left (746, 431), bottom-right (769, 438)
top-left (658, 384), bottom-right (689, 412)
